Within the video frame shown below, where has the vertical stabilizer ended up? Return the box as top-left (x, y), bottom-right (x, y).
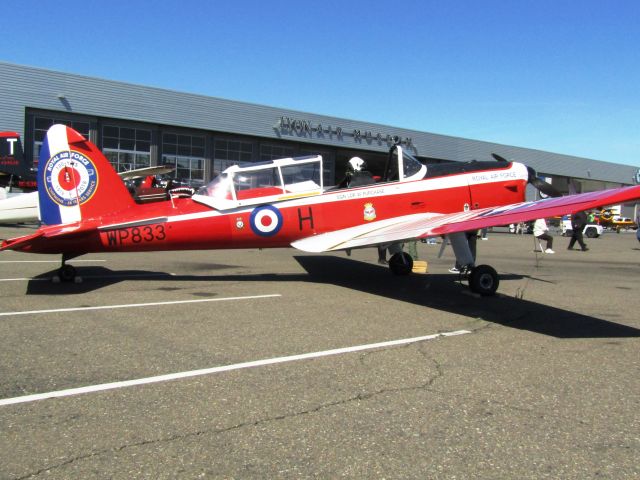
top-left (38, 124), bottom-right (134, 225)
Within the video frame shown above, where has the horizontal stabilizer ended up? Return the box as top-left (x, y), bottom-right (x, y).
top-left (1, 230), bottom-right (45, 251)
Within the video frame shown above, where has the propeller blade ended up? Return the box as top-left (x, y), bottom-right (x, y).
top-left (526, 166), bottom-right (562, 198)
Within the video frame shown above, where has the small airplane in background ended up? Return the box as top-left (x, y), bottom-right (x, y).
top-left (0, 132), bottom-right (39, 223)
top-left (2, 124), bottom-right (640, 295)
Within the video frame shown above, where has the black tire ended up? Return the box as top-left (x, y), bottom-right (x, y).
top-left (59, 264), bottom-right (77, 282)
top-left (469, 264), bottom-right (499, 296)
top-left (585, 227), bottom-right (598, 238)
top-left (389, 252), bottom-right (413, 276)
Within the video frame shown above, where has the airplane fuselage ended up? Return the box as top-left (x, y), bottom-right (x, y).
top-left (18, 161), bottom-right (529, 255)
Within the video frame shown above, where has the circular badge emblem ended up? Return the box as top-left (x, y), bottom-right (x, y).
top-left (250, 205), bottom-right (283, 237)
top-left (43, 150), bottom-right (98, 207)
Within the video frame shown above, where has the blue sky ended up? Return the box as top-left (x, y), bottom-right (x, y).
top-left (4, 0), bottom-right (639, 167)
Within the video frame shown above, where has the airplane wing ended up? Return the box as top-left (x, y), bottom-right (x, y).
top-left (291, 185), bottom-right (640, 252)
top-left (0, 191), bottom-right (38, 224)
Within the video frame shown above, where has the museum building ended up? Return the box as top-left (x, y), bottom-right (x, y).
top-left (1, 61), bottom-right (638, 201)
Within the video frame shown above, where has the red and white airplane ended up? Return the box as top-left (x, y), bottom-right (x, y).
top-left (2, 124), bottom-right (640, 294)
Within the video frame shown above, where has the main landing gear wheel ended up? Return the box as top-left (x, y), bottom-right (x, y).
top-left (468, 264), bottom-right (499, 296)
top-left (389, 251), bottom-right (413, 276)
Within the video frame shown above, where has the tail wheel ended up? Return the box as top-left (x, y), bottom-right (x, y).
top-left (389, 252), bottom-right (413, 276)
top-left (59, 264), bottom-right (77, 282)
top-left (469, 265), bottom-right (499, 296)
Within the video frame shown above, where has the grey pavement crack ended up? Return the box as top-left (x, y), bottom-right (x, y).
top-left (13, 344), bottom-right (445, 479)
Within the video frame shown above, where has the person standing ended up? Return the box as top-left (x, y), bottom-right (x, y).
top-left (568, 210), bottom-right (589, 251)
top-left (533, 218), bottom-right (554, 253)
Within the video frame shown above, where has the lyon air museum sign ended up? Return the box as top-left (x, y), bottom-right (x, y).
top-left (275, 116), bottom-right (414, 150)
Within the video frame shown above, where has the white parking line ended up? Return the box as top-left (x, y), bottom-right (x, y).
top-left (0, 277), bottom-right (48, 282)
top-left (0, 272), bottom-right (175, 282)
top-left (0, 330), bottom-right (471, 406)
top-left (0, 259), bottom-right (106, 263)
top-left (0, 293), bottom-right (282, 317)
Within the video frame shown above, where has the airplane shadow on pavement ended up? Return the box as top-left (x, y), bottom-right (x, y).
top-left (293, 255), bottom-right (640, 340)
top-left (24, 256), bottom-right (640, 340)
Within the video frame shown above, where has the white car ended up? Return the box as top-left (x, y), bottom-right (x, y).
top-left (560, 216), bottom-right (604, 238)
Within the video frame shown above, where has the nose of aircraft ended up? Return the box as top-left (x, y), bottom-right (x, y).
top-left (492, 153), bottom-right (562, 198)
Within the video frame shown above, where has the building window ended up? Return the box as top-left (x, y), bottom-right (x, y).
top-left (102, 125), bottom-right (151, 172)
top-left (260, 144), bottom-right (295, 161)
top-left (33, 116), bottom-right (90, 168)
top-left (161, 133), bottom-right (206, 187)
top-left (214, 139), bottom-right (254, 172)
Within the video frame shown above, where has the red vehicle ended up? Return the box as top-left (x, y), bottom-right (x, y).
top-left (3, 125), bottom-right (640, 295)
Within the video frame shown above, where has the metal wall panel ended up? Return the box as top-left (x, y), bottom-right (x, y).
top-left (1, 61), bottom-right (637, 185)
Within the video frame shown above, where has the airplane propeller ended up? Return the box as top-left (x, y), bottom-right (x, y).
top-left (491, 153), bottom-right (562, 198)
top-left (491, 153), bottom-right (509, 163)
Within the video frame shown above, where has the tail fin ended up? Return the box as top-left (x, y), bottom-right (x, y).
top-left (0, 132), bottom-right (35, 187)
top-left (38, 124), bottom-right (135, 225)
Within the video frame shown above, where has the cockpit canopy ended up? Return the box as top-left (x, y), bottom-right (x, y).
top-left (193, 155), bottom-right (323, 210)
top-left (191, 145), bottom-right (426, 211)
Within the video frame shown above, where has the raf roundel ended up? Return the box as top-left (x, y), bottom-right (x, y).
top-left (43, 150), bottom-right (99, 207)
top-left (250, 205), bottom-right (283, 237)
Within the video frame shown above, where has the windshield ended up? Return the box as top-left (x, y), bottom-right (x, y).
top-left (402, 150), bottom-right (424, 179)
top-left (196, 172), bottom-right (234, 200)
top-left (386, 146), bottom-right (426, 182)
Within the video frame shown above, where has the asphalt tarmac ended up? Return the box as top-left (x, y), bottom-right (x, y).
top-left (0, 224), bottom-right (639, 479)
